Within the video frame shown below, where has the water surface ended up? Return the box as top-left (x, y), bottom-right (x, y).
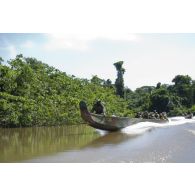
top-left (0, 125), bottom-right (99, 162)
top-left (1, 117), bottom-right (195, 162)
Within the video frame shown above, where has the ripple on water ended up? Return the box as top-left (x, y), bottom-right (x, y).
top-left (187, 129), bottom-right (195, 135)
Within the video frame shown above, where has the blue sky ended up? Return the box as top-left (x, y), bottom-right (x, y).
top-left (0, 33), bottom-right (195, 90)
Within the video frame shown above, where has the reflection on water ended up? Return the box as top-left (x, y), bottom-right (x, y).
top-left (2, 118), bottom-right (195, 163)
top-left (87, 131), bottom-right (137, 147)
top-left (25, 120), bottom-right (195, 163)
top-left (0, 125), bottom-right (100, 162)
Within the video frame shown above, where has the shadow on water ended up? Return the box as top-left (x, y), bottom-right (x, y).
top-left (85, 130), bottom-right (139, 148)
top-left (0, 125), bottom-right (100, 162)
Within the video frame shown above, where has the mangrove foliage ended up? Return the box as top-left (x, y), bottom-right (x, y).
top-left (0, 55), bottom-right (195, 127)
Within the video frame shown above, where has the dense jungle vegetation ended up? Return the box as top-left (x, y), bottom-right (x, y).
top-left (0, 55), bottom-right (195, 127)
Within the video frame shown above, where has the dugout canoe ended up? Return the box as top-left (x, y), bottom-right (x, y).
top-left (79, 101), bottom-right (168, 131)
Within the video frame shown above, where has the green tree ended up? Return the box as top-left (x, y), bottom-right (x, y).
top-left (156, 82), bottom-right (161, 89)
top-left (172, 75), bottom-right (193, 107)
top-left (103, 79), bottom-right (113, 88)
top-left (113, 61), bottom-right (125, 98)
top-left (128, 86), bottom-right (154, 111)
top-left (150, 88), bottom-right (170, 113)
top-left (172, 75), bottom-right (192, 85)
top-left (0, 57), bottom-right (3, 65)
top-left (0, 56), bottom-right (133, 127)
top-left (192, 80), bottom-right (195, 105)
top-left (91, 75), bottom-right (104, 85)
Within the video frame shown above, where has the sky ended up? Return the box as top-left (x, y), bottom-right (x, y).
top-left (1, 33), bottom-right (195, 90)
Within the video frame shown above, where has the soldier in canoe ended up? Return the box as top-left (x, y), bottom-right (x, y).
top-left (91, 100), bottom-right (106, 115)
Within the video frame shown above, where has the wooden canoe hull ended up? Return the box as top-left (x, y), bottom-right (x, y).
top-left (79, 101), bottom-right (168, 131)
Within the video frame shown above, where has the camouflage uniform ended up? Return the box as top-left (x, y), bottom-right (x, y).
top-left (91, 101), bottom-right (106, 115)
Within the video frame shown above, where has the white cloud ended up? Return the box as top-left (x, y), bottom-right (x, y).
top-left (21, 40), bottom-right (34, 48)
top-left (0, 37), bottom-right (17, 59)
top-left (0, 40), bottom-right (34, 59)
top-left (6, 45), bottom-right (17, 58)
top-left (44, 33), bottom-right (139, 51)
top-left (106, 34), bottom-right (139, 41)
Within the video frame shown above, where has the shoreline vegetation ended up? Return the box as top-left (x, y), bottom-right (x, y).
top-left (0, 55), bottom-right (195, 128)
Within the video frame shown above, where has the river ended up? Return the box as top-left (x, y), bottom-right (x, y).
top-left (0, 117), bottom-right (195, 162)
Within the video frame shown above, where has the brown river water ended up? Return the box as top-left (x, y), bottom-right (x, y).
top-left (1, 117), bottom-right (195, 162)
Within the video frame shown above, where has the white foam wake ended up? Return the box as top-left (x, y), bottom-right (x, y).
top-left (122, 116), bottom-right (195, 135)
top-left (188, 129), bottom-right (195, 135)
